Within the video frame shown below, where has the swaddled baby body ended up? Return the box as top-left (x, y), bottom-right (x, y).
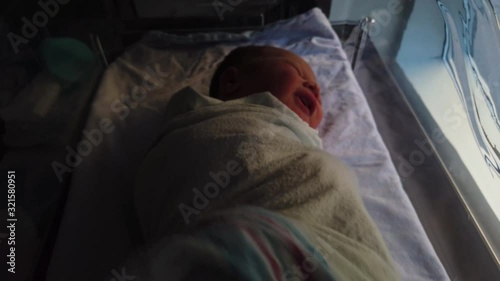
top-left (126, 46), bottom-right (400, 281)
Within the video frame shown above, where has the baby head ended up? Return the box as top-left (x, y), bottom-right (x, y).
top-left (209, 46), bottom-right (322, 129)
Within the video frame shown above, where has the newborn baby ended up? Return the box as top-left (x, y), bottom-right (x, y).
top-left (209, 45), bottom-right (323, 128)
top-left (130, 45), bottom-right (400, 281)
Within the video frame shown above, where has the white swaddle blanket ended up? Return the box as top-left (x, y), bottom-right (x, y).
top-left (134, 87), bottom-right (400, 281)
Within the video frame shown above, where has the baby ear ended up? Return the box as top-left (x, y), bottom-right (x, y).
top-left (219, 66), bottom-right (241, 100)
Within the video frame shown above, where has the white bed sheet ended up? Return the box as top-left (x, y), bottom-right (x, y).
top-left (46, 8), bottom-right (449, 281)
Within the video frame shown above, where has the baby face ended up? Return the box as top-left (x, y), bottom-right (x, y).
top-left (218, 49), bottom-right (323, 129)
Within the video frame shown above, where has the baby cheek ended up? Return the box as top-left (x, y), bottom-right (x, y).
top-left (251, 68), bottom-right (298, 98)
top-left (275, 77), bottom-right (301, 98)
top-left (308, 107), bottom-right (322, 128)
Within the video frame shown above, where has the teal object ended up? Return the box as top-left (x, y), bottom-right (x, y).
top-left (39, 37), bottom-right (96, 83)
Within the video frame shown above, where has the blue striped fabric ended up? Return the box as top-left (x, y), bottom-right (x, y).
top-left (182, 206), bottom-right (339, 281)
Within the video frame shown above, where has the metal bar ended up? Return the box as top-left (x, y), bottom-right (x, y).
top-left (351, 16), bottom-right (374, 70)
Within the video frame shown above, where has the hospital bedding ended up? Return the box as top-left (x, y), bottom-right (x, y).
top-left (46, 8), bottom-right (450, 281)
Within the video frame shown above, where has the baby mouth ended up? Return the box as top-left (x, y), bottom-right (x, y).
top-left (295, 88), bottom-right (319, 117)
top-left (298, 96), bottom-right (311, 115)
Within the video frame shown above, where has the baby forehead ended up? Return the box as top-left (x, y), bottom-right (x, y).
top-left (258, 49), bottom-right (309, 64)
top-left (252, 50), bottom-right (316, 77)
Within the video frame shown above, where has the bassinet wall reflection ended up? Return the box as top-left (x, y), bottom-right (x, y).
top-left (43, 8), bottom-right (451, 281)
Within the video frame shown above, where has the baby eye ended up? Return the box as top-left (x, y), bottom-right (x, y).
top-left (284, 61), bottom-right (305, 79)
top-left (293, 66), bottom-right (304, 78)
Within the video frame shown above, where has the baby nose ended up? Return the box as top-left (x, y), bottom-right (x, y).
top-left (304, 81), bottom-right (320, 98)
